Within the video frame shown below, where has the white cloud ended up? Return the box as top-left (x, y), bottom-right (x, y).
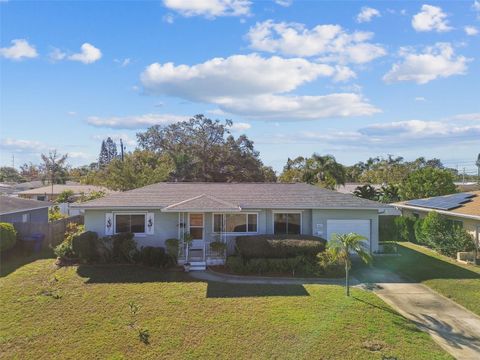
top-left (246, 20), bottom-right (386, 63)
top-left (465, 26), bottom-right (479, 36)
top-left (216, 93), bottom-right (380, 120)
top-left (163, 0), bottom-right (251, 18)
top-left (383, 43), bottom-right (469, 84)
top-left (0, 138), bottom-right (46, 153)
top-left (67, 111), bottom-right (77, 116)
top-left (141, 54), bottom-right (338, 101)
top-left (114, 58), bottom-right (131, 67)
top-left (230, 122), bottom-right (251, 131)
top-left (414, 96), bottom-right (427, 102)
top-left (275, 0), bottom-right (293, 7)
top-left (87, 113), bottom-right (188, 129)
top-left (68, 43), bottom-right (102, 64)
top-left (163, 13), bottom-right (175, 23)
top-left (49, 48), bottom-right (66, 61)
top-left (0, 39), bottom-right (38, 60)
top-left (412, 4), bottom-right (452, 32)
top-left (474, 0), bottom-right (480, 12)
top-left (356, 7), bottom-right (380, 23)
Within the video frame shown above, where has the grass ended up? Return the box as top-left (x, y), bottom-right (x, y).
top-left (363, 242), bottom-right (480, 316)
top-left (0, 256), bottom-right (452, 359)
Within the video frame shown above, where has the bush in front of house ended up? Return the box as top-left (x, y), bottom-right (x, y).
top-left (235, 235), bottom-right (326, 260)
top-left (165, 238), bottom-right (179, 261)
top-left (54, 222), bottom-right (85, 260)
top-left (0, 222), bottom-right (17, 252)
top-left (394, 215), bottom-right (417, 242)
top-left (415, 212), bottom-right (475, 258)
top-left (112, 232), bottom-right (137, 263)
top-left (379, 216), bottom-right (397, 242)
top-left (138, 246), bottom-right (175, 268)
top-left (71, 231), bottom-right (99, 262)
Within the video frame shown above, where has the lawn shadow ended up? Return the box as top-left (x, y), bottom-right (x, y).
top-left (0, 246), bottom-right (54, 277)
top-left (77, 264), bottom-right (198, 284)
top-left (206, 281), bottom-right (310, 298)
top-left (352, 295), bottom-right (402, 317)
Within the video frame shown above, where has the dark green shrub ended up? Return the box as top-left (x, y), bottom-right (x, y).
top-left (165, 238), bottom-right (179, 260)
top-left (210, 241), bottom-right (227, 254)
top-left (54, 241), bottom-right (75, 258)
top-left (139, 246), bottom-right (174, 268)
top-left (226, 256), bottom-right (245, 274)
top-left (394, 215), bottom-right (416, 242)
top-left (317, 251), bottom-right (344, 276)
top-left (112, 233), bottom-right (137, 263)
top-left (0, 223), bottom-right (17, 252)
top-left (235, 235), bottom-right (326, 260)
top-left (72, 231), bottom-right (98, 262)
top-left (379, 216), bottom-right (397, 242)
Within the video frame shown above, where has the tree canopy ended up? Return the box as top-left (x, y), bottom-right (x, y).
top-left (136, 114), bottom-right (276, 182)
top-left (399, 167), bottom-right (457, 200)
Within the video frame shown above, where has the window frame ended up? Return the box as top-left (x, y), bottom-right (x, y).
top-left (212, 213), bottom-right (259, 234)
top-left (113, 212), bottom-right (147, 236)
top-left (272, 211), bottom-right (303, 235)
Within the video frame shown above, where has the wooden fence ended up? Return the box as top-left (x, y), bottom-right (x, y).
top-left (12, 215), bottom-right (84, 249)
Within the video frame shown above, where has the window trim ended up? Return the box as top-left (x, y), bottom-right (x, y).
top-left (113, 212), bottom-right (147, 236)
top-left (272, 211), bottom-right (303, 235)
top-left (212, 212), bottom-right (259, 234)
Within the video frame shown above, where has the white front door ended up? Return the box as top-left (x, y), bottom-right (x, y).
top-left (326, 219), bottom-right (371, 251)
top-left (189, 213), bottom-right (204, 249)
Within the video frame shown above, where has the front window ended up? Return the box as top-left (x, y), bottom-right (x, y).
top-left (213, 213), bottom-right (258, 233)
top-left (115, 214), bottom-right (146, 234)
top-left (274, 213), bottom-right (301, 235)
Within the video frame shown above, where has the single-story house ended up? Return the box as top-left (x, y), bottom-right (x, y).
top-left (393, 191), bottom-right (480, 247)
top-left (0, 195), bottom-right (51, 223)
top-left (74, 182), bottom-right (386, 269)
top-left (18, 184), bottom-right (111, 202)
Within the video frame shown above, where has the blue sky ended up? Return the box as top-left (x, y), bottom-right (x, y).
top-left (1, 0), bottom-right (479, 175)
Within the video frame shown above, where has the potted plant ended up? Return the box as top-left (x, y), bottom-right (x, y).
top-left (183, 262), bottom-right (191, 272)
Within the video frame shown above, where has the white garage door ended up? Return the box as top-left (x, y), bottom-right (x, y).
top-left (326, 220), bottom-right (371, 250)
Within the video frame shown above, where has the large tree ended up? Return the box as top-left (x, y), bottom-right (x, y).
top-left (399, 167), bottom-right (457, 200)
top-left (0, 167), bottom-right (24, 183)
top-left (137, 114), bottom-right (275, 182)
top-left (40, 150), bottom-right (69, 186)
top-left (279, 154), bottom-right (345, 189)
top-left (98, 137), bottom-right (118, 168)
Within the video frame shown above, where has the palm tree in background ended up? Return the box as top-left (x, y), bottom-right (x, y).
top-left (307, 154), bottom-right (346, 190)
top-left (328, 233), bottom-right (373, 296)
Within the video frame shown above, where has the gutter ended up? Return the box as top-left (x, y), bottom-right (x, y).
top-left (394, 203), bottom-right (480, 221)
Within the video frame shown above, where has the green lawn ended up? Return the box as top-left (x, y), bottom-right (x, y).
top-left (0, 257), bottom-right (451, 359)
top-left (366, 242), bottom-right (480, 316)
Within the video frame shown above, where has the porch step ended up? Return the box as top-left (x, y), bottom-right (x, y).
top-left (188, 261), bottom-right (206, 271)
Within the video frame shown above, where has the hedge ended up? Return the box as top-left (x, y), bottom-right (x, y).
top-left (0, 223), bottom-right (17, 252)
top-left (72, 231), bottom-right (99, 262)
top-left (235, 235), bottom-right (326, 259)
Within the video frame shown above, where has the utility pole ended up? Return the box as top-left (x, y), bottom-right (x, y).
top-left (463, 168), bottom-right (466, 184)
top-left (476, 153), bottom-right (480, 184)
top-left (120, 139), bottom-right (124, 162)
top-left (12, 154), bottom-right (14, 169)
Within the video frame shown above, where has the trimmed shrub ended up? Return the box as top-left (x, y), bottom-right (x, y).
top-left (54, 241), bottom-right (75, 259)
top-left (165, 238), bottom-right (179, 260)
top-left (394, 215), bottom-right (416, 242)
top-left (210, 241), bottom-right (227, 254)
top-left (235, 235), bottom-right (326, 260)
top-left (72, 231), bottom-right (99, 262)
top-left (0, 223), bottom-right (17, 252)
top-left (112, 233), bottom-right (137, 263)
top-left (139, 246), bottom-right (174, 268)
top-left (226, 256), bottom-right (245, 274)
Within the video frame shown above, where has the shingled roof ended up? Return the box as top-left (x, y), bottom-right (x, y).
top-left (0, 196), bottom-right (51, 215)
top-left (73, 182), bottom-right (386, 211)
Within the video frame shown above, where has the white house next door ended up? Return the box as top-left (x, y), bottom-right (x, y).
top-left (189, 213), bottom-right (204, 250)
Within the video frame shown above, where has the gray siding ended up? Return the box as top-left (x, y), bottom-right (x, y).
top-left (312, 209), bottom-right (379, 252)
top-left (84, 208), bottom-right (379, 252)
top-left (0, 208), bottom-right (49, 223)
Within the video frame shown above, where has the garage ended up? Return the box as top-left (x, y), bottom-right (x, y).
top-left (326, 219), bottom-right (371, 250)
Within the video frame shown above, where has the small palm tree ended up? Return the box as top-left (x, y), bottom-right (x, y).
top-left (328, 233), bottom-right (373, 296)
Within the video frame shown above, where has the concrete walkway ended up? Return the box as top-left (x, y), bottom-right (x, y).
top-left (189, 269), bottom-right (349, 285)
top-left (358, 268), bottom-right (480, 360)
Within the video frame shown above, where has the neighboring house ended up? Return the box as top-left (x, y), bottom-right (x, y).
top-left (393, 191), bottom-right (480, 247)
top-left (0, 195), bottom-right (51, 223)
top-left (74, 182), bottom-right (386, 270)
top-left (18, 184), bottom-right (111, 202)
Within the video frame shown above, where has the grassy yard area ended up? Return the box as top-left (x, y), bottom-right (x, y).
top-left (0, 257), bottom-right (452, 359)
top-left (368, 242), bottom-right (480, 316)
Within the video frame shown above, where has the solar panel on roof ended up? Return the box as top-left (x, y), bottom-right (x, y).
top-left (405, 192), bottom-right (476, 211)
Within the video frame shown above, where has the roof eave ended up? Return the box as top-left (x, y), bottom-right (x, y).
top-left (394, 203), bottom-right (480, 221)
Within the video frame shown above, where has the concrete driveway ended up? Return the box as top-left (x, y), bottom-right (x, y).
top-left (358, 267), bottom-right (480, 360)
